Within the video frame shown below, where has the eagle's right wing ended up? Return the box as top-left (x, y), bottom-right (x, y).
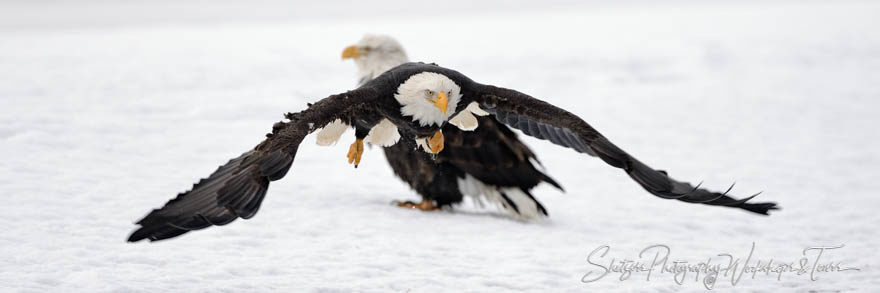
top-left (127, 88), bottom-right (378, 242)
top-left (473, 84), bottom-right (779, 215)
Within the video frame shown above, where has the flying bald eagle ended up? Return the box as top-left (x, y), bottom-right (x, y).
top-left (128, 62), bottom-right (778, 242)
top-left (326, 34), bottom-right (560, 217)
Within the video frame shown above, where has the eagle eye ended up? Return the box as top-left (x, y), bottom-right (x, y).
top-left (424, 90), bottom-right (434, 97)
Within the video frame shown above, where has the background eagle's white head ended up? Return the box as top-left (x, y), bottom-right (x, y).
top-left (394, 72), bottom-right (462, 127)
top-left (342, 34), bottom-right (409, 84)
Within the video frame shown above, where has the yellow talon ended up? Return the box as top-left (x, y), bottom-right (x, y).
top-left (427, 130), bottom-right (444, 154)
top-left (347, 138), bottom-right (364, 167)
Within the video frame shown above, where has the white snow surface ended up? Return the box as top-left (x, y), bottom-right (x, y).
top-left (1, 1), bottom-right (879, 292)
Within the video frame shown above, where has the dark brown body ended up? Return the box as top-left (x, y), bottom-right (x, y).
top-left (383, 116), bottom-right (559, 208)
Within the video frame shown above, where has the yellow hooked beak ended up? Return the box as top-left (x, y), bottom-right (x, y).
top-left (430, 92), bottom-right (449, 115)
top-left (341, 45), bottom-right (363, 59)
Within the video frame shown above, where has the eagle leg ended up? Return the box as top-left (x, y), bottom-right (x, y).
top-left (427, 130), bottom-right (444, 154)
top-left (395, 199), bottom-right (441, 211)
top-left (347, 138), bottom-right (364, 167)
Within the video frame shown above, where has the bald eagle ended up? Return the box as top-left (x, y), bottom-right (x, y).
top-left (128, 62), bottom-right (778, 242)
top-left (325, 34), bottom-right (559, 217)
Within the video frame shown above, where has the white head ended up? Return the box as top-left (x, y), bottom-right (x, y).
top-left (342, 34), bottom-right (410, 83)
top-left (394, 72), bottom-right (462, 127)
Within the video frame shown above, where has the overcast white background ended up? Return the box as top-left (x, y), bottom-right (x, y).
top-left (1, 0), bottom-right (878, 292)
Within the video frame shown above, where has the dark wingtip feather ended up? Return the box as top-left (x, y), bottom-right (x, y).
top-left (738, 201), bottom-right (780, 215)
top-left (127, 229), bottom-right (148, 242)
top-left (731, 191), bottom-right (779, 215)
top-left (128, 149), bottom-right (295, 243)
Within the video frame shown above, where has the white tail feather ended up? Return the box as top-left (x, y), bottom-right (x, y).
top-left (456, 174), bottom-right (544, 219)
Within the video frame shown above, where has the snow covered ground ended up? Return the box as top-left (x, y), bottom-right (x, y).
top-left (1, 1), bottom-right (879, 291)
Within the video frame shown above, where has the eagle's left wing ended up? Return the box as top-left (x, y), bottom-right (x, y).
top-left (127, 87), bottom-right (379, 242)
top-left (473, 84), bottom-right (779, 215)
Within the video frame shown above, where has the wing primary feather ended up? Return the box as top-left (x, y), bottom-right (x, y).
top-left (564, 129), bottom-right (592, 154)
top-left (527, 120), bottom-right (542, 139)
top-left (517, 120), bottom-right (532, 135)
top-left (553, 127), bottom-right (573, 148)
top-left (539, 123), bottom-right (563, 145)
top-left (505, 112), bottom-right (520, 125)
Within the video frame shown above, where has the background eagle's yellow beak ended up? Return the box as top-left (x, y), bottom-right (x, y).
top-left (431, 92), bottom-right (449, 114)
top-left (341, 45), bottom-right (362, 59)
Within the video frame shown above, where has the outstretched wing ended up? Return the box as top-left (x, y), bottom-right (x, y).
top-left (473, 84), bottom-right (779, 215)
top-left (128, 88), bottom-right (379, 242)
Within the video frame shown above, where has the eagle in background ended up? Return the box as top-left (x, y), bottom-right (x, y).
top-left (128, 59), bottom-right (778, 243)
top-left (321, 34), bottom-right (560, 217)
